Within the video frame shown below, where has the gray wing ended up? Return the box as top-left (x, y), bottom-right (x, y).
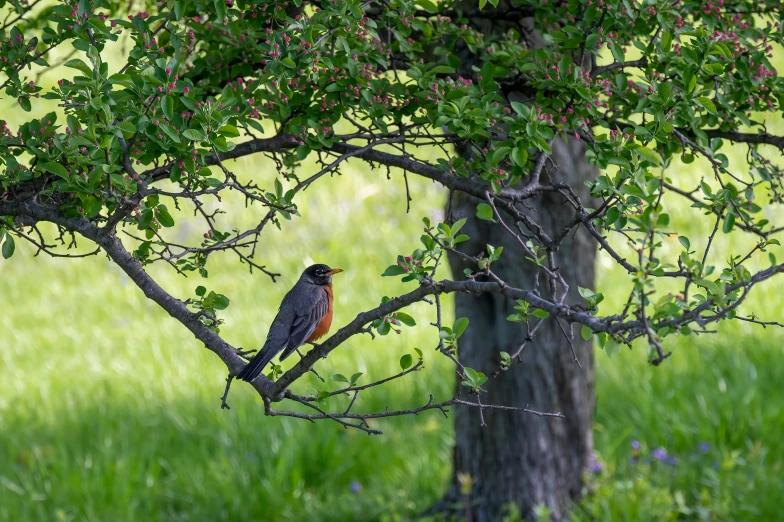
top-left (279, 285), bottom-right (329, 361)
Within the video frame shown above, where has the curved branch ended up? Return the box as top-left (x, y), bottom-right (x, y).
top-left (704, 129), bottom-right (784, 149)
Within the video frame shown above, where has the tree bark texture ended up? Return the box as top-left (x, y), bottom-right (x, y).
top-left (446, 136), bottom-right (597, 521)
top-left (443, 9), bottom-right (598, 519)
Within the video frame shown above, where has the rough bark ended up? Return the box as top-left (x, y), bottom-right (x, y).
top-left (444, 136), bottom-right (597, 521)
top-left (439, 8), bottom-right (598, 517)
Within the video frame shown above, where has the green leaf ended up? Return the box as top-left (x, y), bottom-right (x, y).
top-left (400, 354), bottom-right (413, 370)
top-left (416, 0), bottom-right (438, 13)
top-left (378, 320), bottom-right (391, 336)
top-left (157, 207), bottom-right (175, 227)
top-left (63, 59), bottom-right (93, 76)
top-left (511, 146), bottom-right (528, 167)
top-left (395, 312), bottom-right (416, 327)
top-left (349, 372), bottom-right (363, 385)
top-left (161, 95), bottom-right (174, 120)
top-left (722, 212), bottom-right (735, 234)
top-left (578, 286), bottom-right (595, 299)
top-left (635, 146), bottom-right (662, 166)
top-left (581, 325), bottom-right (593, 341)
top-left (492, 147), bottom-right (511, 164)
top-left (661, 31), bottom-right (672, 52)
top-left (2, 235), bottom-right (15, 259)
top-left (476, 203), bottom-right (495, 221)
top-left (687, 74), bottom-right (697, 94)
top-left (605, 338), bottom-right (621, 357)
top-left (463, 366), bottom-right (480, 384)
top-left (214, 0), bottom-right (226, 23)
top-left (695, 96), bottom-right (717, 115)
top-left (532, 309), bottom-right (550, 319)
top-left (41, 161), bottom-right (69, 179)
top-left (462, 367), bottom-right (487, 387)
top-left (606, 207), bottom-right (620, 225)
top-left (117, 121), bottom-right (136, 137)
top-left (453, 317), bottom-right (469, 337)
top-left (695, 279), bottom-right (720, 295)
top-left (330, 373), bottom-right (349, 383)
top-left (381, 265), bottom-right (407, 276)
top-left (219, 125), bottom-right (239, 138)
top-left (678, 236), bottom-right (691, 250)
top-left (610, 43), bottom-right (624, 63)
top-left (510, 101), bottom-right (530, 117)
top-left (174, 0), bottom-right (186, 20)
top-left (183, 129), bottom-right (205, 141)
top-left (159, 124), bottom-right (181, 143)
top-left (195, 285), bottom-right (207, 297)
top-left (430, 65), bottom-right (455, 74)
top-left (451, 217), bottom-right (467, 235)
top-left (212, 294), bottom-right (230, 310)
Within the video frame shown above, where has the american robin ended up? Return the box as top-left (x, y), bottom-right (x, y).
top-left (236, 264), bottom-right (344, 382)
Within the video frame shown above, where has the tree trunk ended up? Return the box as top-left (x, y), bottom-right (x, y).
top-left (414, 5), bottom-right (598, 519)
top-left (429, 5), bottom-right (600, 518)
top-left (444, 136), bottom-right (597, 521)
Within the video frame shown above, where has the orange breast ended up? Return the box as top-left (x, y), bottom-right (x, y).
top-left (307, 284), bottom-right (333, 342)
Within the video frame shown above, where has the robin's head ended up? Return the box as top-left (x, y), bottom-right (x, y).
top-left (303, 264), bottom-right (344, 285)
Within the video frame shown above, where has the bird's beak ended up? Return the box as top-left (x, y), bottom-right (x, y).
top-left (328, 268), bottom-right (344, 275)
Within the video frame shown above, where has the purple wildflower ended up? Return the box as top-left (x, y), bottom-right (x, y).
top-left (652, 448), bottom-right (667, 461)
top-left (350, 481), bottom-right (361, 494)
top-left (588, 452), bottom-right (602, 473)
top-left (699, 442), bottom-right (710, 453)
top-left (631, 440), bottom-right (640, 450)
top-left (665, 456), bottom-right (679, 466)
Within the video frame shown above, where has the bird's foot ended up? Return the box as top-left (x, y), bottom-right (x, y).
top-left (296, 348), bottom-right (325, 382)
top-left (306, 342), bottom-right (327, 359)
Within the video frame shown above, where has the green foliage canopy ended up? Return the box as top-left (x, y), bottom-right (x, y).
top-left (1, 0), bottom-right (783, 427)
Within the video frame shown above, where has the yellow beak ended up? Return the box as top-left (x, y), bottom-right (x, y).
top-left (327, 268), bottom-right (344, 275)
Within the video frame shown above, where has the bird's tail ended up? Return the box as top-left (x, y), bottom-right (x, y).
top-left (236, 345), bottom-right (277, 382)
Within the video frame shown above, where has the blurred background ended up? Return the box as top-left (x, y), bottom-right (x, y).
top-left (2, 40), bottom-right (784, 522)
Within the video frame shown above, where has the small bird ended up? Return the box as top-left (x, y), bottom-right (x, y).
top-left (236, 264), bottom-right (344, 382)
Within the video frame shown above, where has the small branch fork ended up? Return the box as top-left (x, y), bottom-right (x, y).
top-left (266, 392), bottom-right (563, 436)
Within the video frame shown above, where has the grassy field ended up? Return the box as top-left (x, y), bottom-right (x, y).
top-left (2, 44), bottom-right (784, 522)
top-left (2, 146), bottom-right (783, 521)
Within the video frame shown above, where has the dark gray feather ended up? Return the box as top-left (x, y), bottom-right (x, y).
top-left (280, 285), bottom-right (329, 361)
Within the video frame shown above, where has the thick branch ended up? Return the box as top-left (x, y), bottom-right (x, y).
top-left (704, 129), bottom-right (784, 149)
top-left (0, 199), bottom-right (280, 400)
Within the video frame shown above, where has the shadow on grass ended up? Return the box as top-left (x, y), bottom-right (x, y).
top-left (0, 383), bottom-right (453, 522)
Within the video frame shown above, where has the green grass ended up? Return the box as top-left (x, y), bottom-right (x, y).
top-left (2, 43), bottom-right (784, 522)
top-left (2, 149), bottom-right (783, 521)
top-left (1, 153), bottom-right (457, 522)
